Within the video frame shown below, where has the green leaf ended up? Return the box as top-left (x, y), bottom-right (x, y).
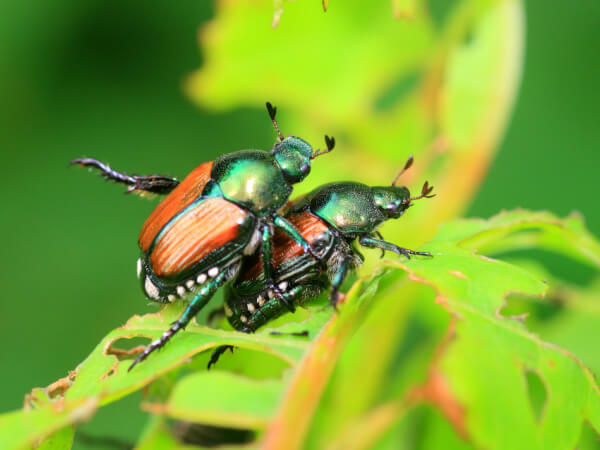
top-left (36, 426), bottom-right (74, 450)
top-left (443, 209), bottom-right (600, 268)
top-left (188, 0), bottom-right (433, 119)
top-left (4, 208), bottom-right (599, 449)
top-left (64, 302), bottom-right (307, 405)
top-left (263, 269), bottom-right (391, 449)
top-left (149, 371), bottom-right (284, 429)
top-left (0, 302), bottom-right (310, 449)
top-left (317, 210), bottom-right (600, 449)
top-left (534, 279), bottom-right (600, 376)
top-left (0, 398), bottom-right (95, 450)
top-left (136, 415), bottom-right (181, 450)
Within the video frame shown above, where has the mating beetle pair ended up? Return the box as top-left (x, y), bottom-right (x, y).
top-left (72, 103), bottom-right (333, 369)
top-left (72, 103), bottom-right (432, 370)
top-left (209, 157), bottom-right (434, 366)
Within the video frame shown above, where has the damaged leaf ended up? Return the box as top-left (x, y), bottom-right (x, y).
top-left (318, 210), bottom-right (600, 449)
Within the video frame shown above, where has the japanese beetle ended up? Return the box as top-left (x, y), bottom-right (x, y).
top-left (210, 156), bottom-right (433, 366)
top-left (71, 103), bottom-right (334, 370)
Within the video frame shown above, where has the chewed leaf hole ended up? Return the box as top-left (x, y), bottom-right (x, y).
top-left (500, 293), bottom-right (562, 325)
top-left (107, 337), bottom-right (151, 361)
top-left (499, 294), bottom-right (532, 322)
top-left (101, 367), bottom-right (117, 380)
top-left (524, 369), bottom-right (547, 422)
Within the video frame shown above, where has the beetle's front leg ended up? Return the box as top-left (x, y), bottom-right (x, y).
top-left (70, 158), bottom-right (180, 195)
top-left (129, 271), bottom-right (229, 371)
top-left (261, 224), bottom-right (296, 313)
top-left (374, 231), bottom-right (386, 258)
top-left (272, 214), bottom-right (325, 267)
top-left (358, 236), bottom-right (432, 259)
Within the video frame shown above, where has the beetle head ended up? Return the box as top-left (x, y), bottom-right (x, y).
top-left (272, 135), bottom-right (335, 184)
top-left (373, 155), bottom-right (435, 219)
top-left (372, 185), bottom-right (412, 219)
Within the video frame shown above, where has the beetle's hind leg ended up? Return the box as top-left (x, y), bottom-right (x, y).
top-left (129, 271), bottom-right (230, 371)
top-left (70, 158), bottom-right (180, 195)
top-left (207, 345), bottom-right (235, 369)
top-left (270, 330), bottom-right (309, 337)
top-left (260, 223), bottom-right (296, 313)
top-left (207, 326), bottom-right (252, 369)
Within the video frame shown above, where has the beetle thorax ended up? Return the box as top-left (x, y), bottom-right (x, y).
top-left (212, 151), bottom-right (292, 215)
top-left (308, 182), bottom-right (386, 235)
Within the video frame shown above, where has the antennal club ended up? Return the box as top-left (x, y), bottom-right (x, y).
top-left (391, 155), bottom-right (414, 186)
top-left (266, 102), bottom-right (284, 142)
top-left (404, 181), bottom-right (435, 204)
top-left (311, 135), bottom-right (335, 160)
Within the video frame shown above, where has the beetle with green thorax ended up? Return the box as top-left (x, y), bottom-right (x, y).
top-left (70, 103), bottom-right (334, 370)
top-left (210, 156), bottom-right (434, 366)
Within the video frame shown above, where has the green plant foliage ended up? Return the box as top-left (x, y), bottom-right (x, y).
top-left (153, 371), bottom-right (284, 428)
top-left (62, 305), bottom-right (307, 404)
top-left (386, 211), bottom-right (600, 449)
top-left (268, 210), bottom-right (600, 449)
top-left (2, 210), bottom-right (599, 449)
top-left (4, 1), bottom-right (600, 449)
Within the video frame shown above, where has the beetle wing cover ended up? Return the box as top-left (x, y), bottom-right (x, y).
top-left (139, 161), bottom-right (213, 251)
top-left (244, 211), bottom-right (329, 280)
top-left (149, 197), bottom-right (249, 277)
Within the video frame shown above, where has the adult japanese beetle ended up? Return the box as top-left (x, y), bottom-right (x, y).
top-left (210, 156), bottom-right (433, 366)
top-left (71, 103), bottom-right (334, 370)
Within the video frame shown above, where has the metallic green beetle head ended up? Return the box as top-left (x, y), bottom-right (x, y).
top-left (374, 155), bottom-right (435, 219)
top-left (271, 135), bottom-right (335, 184)
top-left (372, 185), bottom-right (412, 219)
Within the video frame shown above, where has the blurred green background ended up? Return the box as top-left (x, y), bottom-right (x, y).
top-left (1, 0), bottom-right (598, 445)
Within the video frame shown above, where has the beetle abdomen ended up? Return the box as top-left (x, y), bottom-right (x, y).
top-left (139, 161), bottom-right (214, 251)
top-left (149, 197), bottom-right (252, 278)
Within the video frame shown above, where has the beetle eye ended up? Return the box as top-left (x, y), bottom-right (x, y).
top-left (300, 162), bottom-right (310, 176)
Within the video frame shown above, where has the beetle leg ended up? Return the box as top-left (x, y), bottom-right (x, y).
top-left (207, 326), bottom-right (252, 369)
top-left (261, 224), bottom-right (296, 313)
top-left (329, 256), bottom-right (353, 309)
top-left (270, 330), bottom-right (309, 337)
top-left (207, 345), bottom-right (234, 369)
top-left (358, 236), bottom-right (432, 259)
top-left (129, 271), bottom-right (229, 371)
top-left (272, 214), bottom-right (326, 268)
top-left (374, 231), bottom-right (386, 258)
top-left (70, 158), bottom-right (180, 195)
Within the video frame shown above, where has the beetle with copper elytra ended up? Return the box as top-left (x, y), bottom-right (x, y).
top-left (70, 103), bottom-right (334, 370)
top-left (209, 155), bottom-right (433, 366)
